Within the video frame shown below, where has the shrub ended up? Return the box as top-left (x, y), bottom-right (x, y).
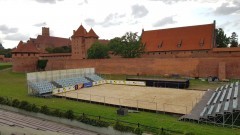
top-left (134, 127), bottom-right (143, 135)
top-left (40, 105), bottom-right (50, 115)
top-left (64, 110), bottom-right (74, 120)
top-left (113, 121), bottom-right (135, 133)
top-left (19, 101), bottom-right (30, 110)
top-left (31, 104), bottom-right (40, 112)
top-left (52, 109), bottom-right (63, 117)
top-left (0, 96), bottom-right (5, 104)
top-left (78, 114), bottom-right (110, 127)
top-left (12, 99), bottom-right (20, 107)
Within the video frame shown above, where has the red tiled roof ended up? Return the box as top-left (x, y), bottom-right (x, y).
top-left (35, 35), bottom-right (71, 48)
top-left (12, 41), bottom-right (40, 53)
top-left (141, 23), bottom-right (215, 52)
top-left (85, 28), bottom-right (99, 38)
top-left (72, 25), bottom-right (87, 37)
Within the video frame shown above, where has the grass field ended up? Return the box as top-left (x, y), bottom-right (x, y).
top-left (0, 67), bottom-right (239, 135)
top-left (0, 63), bottom-right (12, 70)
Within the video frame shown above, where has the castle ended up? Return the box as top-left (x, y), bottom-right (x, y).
top-left (11, 21), bottom-right (240, 79)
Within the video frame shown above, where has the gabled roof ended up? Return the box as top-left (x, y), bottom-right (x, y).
top-left (12, 41), bottom-right (40, 53)
top-left (85, 28), bottom-right (99, 38)
top-left (72, 25), bottom-right (87, 37)
top-left (141, 23), bottom-right (215, 52)
top-left (35, 35), bottom-right (71, 47)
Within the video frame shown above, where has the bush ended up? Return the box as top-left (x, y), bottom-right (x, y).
top-left (64, 110), bottom-right (74, 120)
top-left (40, 105), bottom-right (50, 115)
top-left (0, 97), bottom-right (5, 104)
top-left (134, 127), bottom-right (143, 135)
top-left (78, 114), bottom-right (110, 127)
top-left (12, 99), bottom-right (20, 107)
top-left (31, 104), bottom-right (40, 112)
top-left (113, 121), bottom-right (135, 133)
top-left (19, 101), bottom-right (30, 110)
top-left (52, 109), bottom-right (63, 117)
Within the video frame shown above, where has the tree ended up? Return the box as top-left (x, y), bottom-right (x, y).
top-left (0, 42), bottom-right (4, 50)
top-left (229, 32), bottom-right (238, 47)
top-left (216, 28), bottom-right (229, 48)
top-left (108, 32), bottom-right (145, 58)
top-left (87, 42), bottom-right (109, 59)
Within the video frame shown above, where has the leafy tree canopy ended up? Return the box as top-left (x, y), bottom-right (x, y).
top-left (229, 32), bottom-right (238, 47)
top-left (216, 28), bottom-right (229, 48)
top-left (87, 42), bottom-right (109, 59)
top-left (108, 32), bottom-right (145, 58)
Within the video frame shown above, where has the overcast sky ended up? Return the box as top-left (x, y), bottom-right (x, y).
top-left (0, 0), bottom-right (240, 49)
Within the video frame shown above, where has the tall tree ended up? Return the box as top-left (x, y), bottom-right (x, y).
top-left (0, 41), bottom-right (4, 50)
top-left (87, 42), bottom-right (109, 59)
top-left (229, 32), bottom-right (238, 47)
top-left (215, 28), bottom-right (229, 48)
top-left (108, 32), bottom-right (145, 58)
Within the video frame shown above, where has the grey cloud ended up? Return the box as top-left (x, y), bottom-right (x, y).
top-left (214, 2), bottom-right (240, 15)
top-left (33, 22), bottom-right (47, 27)
top-left (0, 25), bottom-right (18, 34)
top-left (149, 0), bottom-right (219, 4)
top-left (153, 16), bottom-right (177, 27)
top-left (78, 0), bottom-right (88, 5)
top-left (85, 18), bottom-right (96, 26)
top-left (4, 33), bottom-right (29, 41)
top-left (85, 13), bottom-right (125, 27)
top-left (35, 0), bottom-right (63, 4)
top-left (131, 4), bottom-right (149, 18)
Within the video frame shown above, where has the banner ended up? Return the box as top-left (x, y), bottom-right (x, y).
top-left (106, 80), bottom-right (146, 86)
top-left (84, 82), bottom-right (93, 88)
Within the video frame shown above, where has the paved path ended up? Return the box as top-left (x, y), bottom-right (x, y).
top-left (0, 109), bottom-right (98, 135)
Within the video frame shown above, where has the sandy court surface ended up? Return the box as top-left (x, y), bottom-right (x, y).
top-left (56, 84), bottom-right (204, 114)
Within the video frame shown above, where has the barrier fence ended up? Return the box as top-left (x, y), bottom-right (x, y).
top-left (57, 92), bottom-right (193, 114)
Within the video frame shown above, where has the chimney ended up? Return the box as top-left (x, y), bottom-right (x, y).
top-left (42, 27), bottom-right (50, 36)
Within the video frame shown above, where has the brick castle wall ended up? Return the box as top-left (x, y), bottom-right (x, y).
top-left (45, 57), bottom-right (240, 79)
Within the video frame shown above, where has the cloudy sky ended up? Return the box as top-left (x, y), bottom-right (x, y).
top-left (0, 0), bottom-right (240, 49)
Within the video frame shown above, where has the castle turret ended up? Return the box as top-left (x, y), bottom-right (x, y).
top-left (42, 27), bottom-right (50, 36)
top-left (12, 41), bottom-right (40, 72)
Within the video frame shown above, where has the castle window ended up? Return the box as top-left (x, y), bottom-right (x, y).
top-left (28, 53), bottom-right (30, 56)
top-left (158, 41), bottom-right (163, 48)
top-left (200, 38), bottom-right (204, 47)
top-left (177, 40), bottom-right (182, 48)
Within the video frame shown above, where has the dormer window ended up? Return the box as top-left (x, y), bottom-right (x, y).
top-left (177, 40), bottom-right (182, 48)
top-left (200, 38), bottom-right (204, 47)
top-left (158, 41), bottom-right (163, 48)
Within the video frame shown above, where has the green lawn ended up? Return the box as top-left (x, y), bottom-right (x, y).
top-left (0, 69), bottom-right (239, 135)
top-left (0, 62), bottom-right (12, 70)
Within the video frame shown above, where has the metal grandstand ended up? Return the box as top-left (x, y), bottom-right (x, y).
top-left (26, 68), bottom-right (103, 95)
top-left (180, 81), bottom-right (240, 128)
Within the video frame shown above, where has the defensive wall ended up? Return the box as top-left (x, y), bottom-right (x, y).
top-left (44, 57), bottom-right (240, 79)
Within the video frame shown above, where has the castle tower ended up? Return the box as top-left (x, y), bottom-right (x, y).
top-left (71, 25), bottom-right (87, 59)
top-left (42, 27), bottom-right (50, 36)
top-left (85, 28), bottom-right (99, 54)
top-left (12, 41), bottom-right (40, 72)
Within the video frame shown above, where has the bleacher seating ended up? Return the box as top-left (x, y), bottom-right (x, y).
top-left (180, 81), bottom-right (240, 126)
top-left (199, 81), bottom-right (240, 119)
top-left (29, 81), bottom-right (56, 95)
top-left (55, 77), bottom-right (89, 87)
top-left (85, 74), bottom-right (103, 82)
